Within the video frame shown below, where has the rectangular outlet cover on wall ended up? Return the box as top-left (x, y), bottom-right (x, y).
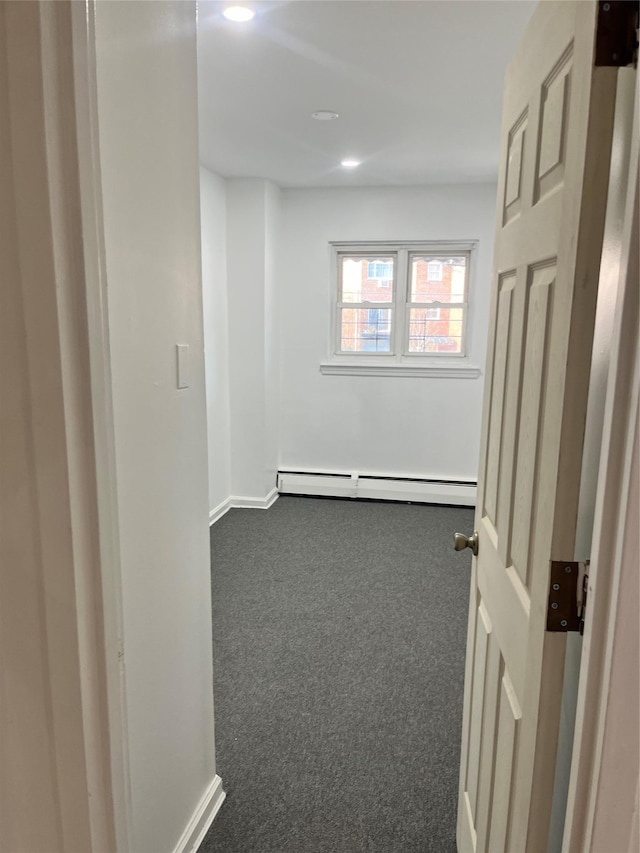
top-left (176, 343), bottom-right (189, 389)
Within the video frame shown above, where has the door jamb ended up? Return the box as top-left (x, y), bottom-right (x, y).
top-left (2, 1), bottom-right (130, 849)
top-left (69, 1), bottom-right (132, 849)
top-left (562, 68), bottom-right (639, 852)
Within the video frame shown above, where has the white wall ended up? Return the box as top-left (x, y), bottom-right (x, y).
top-left (264, 181), bottom-right (282, 494)
top-left (95, 3), bottom-right (219, 851)
top-left (279, 184), bottom-right (497, 481)
top-left (200, 167), bottom-right (232, 516)
top-left (225, 178), bottom-right (281, 502)
top-left (200, 174), bottom-right (281, 515)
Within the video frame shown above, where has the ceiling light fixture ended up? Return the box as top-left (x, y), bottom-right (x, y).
top-left (312, 111), bottom-right (339, 121)
top-left (341, 159), bottom-right (361, 168)
top-left (223, 6), bottom-right (255, 22)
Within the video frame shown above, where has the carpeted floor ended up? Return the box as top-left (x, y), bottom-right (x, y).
top-left (200, 496), bottom-right (474, 853)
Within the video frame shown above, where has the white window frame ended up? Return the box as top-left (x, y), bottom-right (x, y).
top-left (323, 241), bottom-right (481, 378)
top-left (335, 251), bottom-right (398, 355)
top-left (405, 250), bottom-right (468, 359)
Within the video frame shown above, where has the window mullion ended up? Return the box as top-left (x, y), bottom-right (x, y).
top-left (395, 249), bottom-right (408, 359)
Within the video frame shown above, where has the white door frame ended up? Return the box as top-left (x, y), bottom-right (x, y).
top-left (70, 1), bottom-right (133, 850)
top-left (562, 69), bottom-right (639, 852)
top-left (1, 1), bottom-right (129, 850)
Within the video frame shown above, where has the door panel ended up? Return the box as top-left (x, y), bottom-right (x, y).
top-left (457, 2), bottom-right (618, 850)
top-left (484, 271), bottom-right (515, 530)
top-left (486, 670), bottom-right (520, 851)
top-left (535, 48), bottom-right (572, 202)
top-left (511, 262), bottom-right (555, 589)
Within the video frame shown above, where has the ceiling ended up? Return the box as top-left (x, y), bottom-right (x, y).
top-left (197, 0), bottom-right (537, 188)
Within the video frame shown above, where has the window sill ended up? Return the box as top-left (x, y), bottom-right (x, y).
top-left (319, 361), bottom-right (482, 378)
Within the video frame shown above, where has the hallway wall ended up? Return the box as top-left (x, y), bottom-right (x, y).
top-left (95, 3), bottom-right (220, 850)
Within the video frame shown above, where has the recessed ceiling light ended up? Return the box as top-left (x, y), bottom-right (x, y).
top-left (312, 111), bottom-right (339, 121)
top-left (223, 6), bottom-right (254, 22)
top-left (341, 159), bottom-right (361, 168)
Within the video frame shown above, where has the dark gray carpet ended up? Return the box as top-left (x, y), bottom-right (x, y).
top-left (200, 496), bottom-right (474, 853)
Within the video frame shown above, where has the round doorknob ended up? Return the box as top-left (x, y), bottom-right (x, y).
top-left (453, 530), bottom-right (479, 557)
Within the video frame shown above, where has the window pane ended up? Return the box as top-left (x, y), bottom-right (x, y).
top-left (409, 255), bottom-right (467, 304)
top-left (339, 308), bottom-right (392, 352)
top-left (340, 257), bottom-right (394, 303)
top-left (408, 307), bottom-right (464, 353)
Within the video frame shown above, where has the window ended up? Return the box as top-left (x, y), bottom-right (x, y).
top-left (331, 242), bottom-right (472, 362)
top-left (407, 253), bottom-right (467, 354)
top-left (427, 260), bottom-right (443, 281)
top-left (337, 254), bottom-right (395, 353)
top-left (367, 260), bottom-right (393, 280)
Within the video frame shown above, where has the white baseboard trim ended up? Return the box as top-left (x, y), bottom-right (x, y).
top-left (209, 488), bottom-right (279, 526)
top-left (173, 774), bottom-right (225, 853)
top-left (277, 470), bottom-right (476, 507)
top-left (209, 497), bottom-right (234, 526)
top-left (230, 486), bottom-right (279, 510)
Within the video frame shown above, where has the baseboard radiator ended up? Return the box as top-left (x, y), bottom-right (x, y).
top-left (277, 470), bottom-right (476, 507)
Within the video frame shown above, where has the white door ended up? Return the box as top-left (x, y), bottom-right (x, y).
top-left (456, 2), bottom-right (620, 850)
